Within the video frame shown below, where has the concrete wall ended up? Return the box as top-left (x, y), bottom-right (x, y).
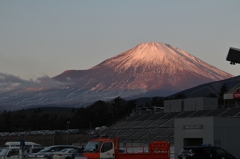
top-left (184, 97), bottom-right (217, 111)
top-left (235, 100), bottom-right (240, 107)
top-left (164, 99), bottom-right (183, 113)
top-left (174, 117), bottom-right (240, 159)
top-left (184, 98), bottom-right (204, 111)
top-left (224, 93), bottom-right (233, 100)
top-left (164, 97), bottom-right (218, 113)
top-left (213, 117), bottom-right (240, 158)
top-left (174, 117), bottom-right (214, 157)
top-left (203, 97), bottom-right (218, 110)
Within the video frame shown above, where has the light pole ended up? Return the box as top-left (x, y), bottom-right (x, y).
top-left (89, 123), bottom-right (91, 140)
top-left (67, 121), bottom-right (70, 145)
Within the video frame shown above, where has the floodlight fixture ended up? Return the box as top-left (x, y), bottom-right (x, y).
top-left (226, 47), bottom-right (240, 65)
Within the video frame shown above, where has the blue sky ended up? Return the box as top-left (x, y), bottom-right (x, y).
top-left (0, 0), bottom-right (240, 80)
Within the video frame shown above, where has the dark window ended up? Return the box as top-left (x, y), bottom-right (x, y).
top-left (215, 147), bottom-right (226, 156)
top-left (32, 148), bottom-right (42, 153)
top-left (204, 147), bottom-right (212, 154)
top-left (184, 138), bottom-right (203, 147)
top-left (180, 148), bottom-right (193, 154)
top-left (101, 142), bottom-right (113, 153)
top-left (50, 147), bottom-right (60, 152)
top-left (9, 149), bottom-right (19, 156)
top-left (193, 148), bottom-right (205, 154)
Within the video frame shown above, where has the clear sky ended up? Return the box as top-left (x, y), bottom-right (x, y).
top-left (0, 0), bottom-right (240, 81)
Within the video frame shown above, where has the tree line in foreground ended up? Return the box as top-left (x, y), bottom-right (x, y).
top-left (0, 83), bottom-right (230, 132)
top-left (0, 97), bottom-right (138, 132)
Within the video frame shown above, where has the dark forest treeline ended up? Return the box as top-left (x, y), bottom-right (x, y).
top-left (0, 83), bottom-right (229, 132)
top-left (0, 97), bottom-right (138, 132)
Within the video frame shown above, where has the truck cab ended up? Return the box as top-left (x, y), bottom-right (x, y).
top-left (82, 135), bottom-right (170, 159)
top-left (83, 136), bottom-right (115, 159)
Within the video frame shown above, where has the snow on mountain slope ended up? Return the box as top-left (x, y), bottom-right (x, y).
top-left (0, 42), bottom-right (234, 110)
top-left (54, 42), bottom-right (233, 96)
top-left (95, 42), bottom-right (230, 80)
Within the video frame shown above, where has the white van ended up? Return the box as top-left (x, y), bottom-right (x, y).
top-left (0, 147), bottom-right (24, 159)
top-left (5, 141), bottom-right (42, 148)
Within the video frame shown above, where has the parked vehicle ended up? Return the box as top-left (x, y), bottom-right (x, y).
top-left (5, 141), bottom-right (42, 148)
top-left (0, 147), bottom-right (23, 159)
top-left (81, 135), bottom-right (170, 159)
top-left (178, 145), bottom-right (237, 159)
top-left (0, 146), bottom-right (43, 159)
top-left (29, 145), bottom-right (75, 159)
top-left (52, 147), bottom-right (83, 159)
top-left (24, 147), bottom-right (44, 155)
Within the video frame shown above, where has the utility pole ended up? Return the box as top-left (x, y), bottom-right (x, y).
top-left (89, 123), bottom-right (91, 141)
top-left (67, 121), bottom-right (70, 145)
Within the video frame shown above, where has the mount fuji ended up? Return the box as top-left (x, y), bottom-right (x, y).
top-left (0, 42), bottom-right (233, 110)
top-left (54, 42), bottom-right (232, 96)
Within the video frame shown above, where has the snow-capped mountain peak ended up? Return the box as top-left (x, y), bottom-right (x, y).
top-left (53, 42), bottom-right (232, 95)
top-left (0, 42), bottom-right (233, 110)
top-left (93, 42), bottom-right (232, 81)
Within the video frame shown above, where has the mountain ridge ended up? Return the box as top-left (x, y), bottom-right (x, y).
top-left (0, 42), bottom-right (234, 110)
top-left (54, 42), bottom-right (232, 93)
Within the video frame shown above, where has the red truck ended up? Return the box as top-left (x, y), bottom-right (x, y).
top-left (82, 135), bottom-right (170, 159)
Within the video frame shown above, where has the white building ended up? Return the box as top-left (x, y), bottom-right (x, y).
top-left (224, 83), bottom-right (240, 107)
top-left (174, 116), bottom-right (240, 159)
top-left (164, 97), bottom-right (218, 113)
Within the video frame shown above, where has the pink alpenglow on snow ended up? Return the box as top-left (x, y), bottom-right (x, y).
top-left (54, 42), bottom-right (233, 95)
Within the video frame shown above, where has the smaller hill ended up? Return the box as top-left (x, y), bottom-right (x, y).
top-left (167, 75), bottom-right (240, 98)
